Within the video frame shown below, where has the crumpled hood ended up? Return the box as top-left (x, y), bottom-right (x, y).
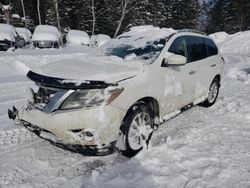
top-left (32, 55), bottom-right (144, 84)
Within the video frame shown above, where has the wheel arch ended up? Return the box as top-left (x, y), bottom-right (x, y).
top-left (121, 96), bottom-right (160, 124)
top-left (214, 74), bottom-right (221, 87)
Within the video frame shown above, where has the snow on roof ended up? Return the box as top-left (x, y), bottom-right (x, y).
top-left (66, 29), bottom-right (90, 46)
top-left (34, 25), bottom-right (59, 34)
top-left (97, 26), bottom-right (176, 61)
top-left (0, 24), bottom-right (17, 41)
top-left (12, 14), bottom-right (20, 19)
top-left (0, 31), bottom-right (15, 42)
top-left (33, 25), bottom-right (61, 41)
top-left (16, 27), bottom-right (32, 42)
top-left (106, 25), bottom-right (176, 49)
top-left (15, 27), bottom-right (31, 35)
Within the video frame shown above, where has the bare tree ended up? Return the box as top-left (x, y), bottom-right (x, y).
top-left (91, 0), bottom-right (96, 36)
top-left (153, 0), bottom-right (158, 26)
top-left (37, 0), bottom-right (41, 25)
top-left (1, 3), bottom-right (11, 24)
top-left (20, 0), bottom-right (27, 27)
top-left (114, 0), bottom-right (131, 38)
top-left (53, 0), bottom-right (61, 32)
top-left (90, 0), bottom-right (108, 36)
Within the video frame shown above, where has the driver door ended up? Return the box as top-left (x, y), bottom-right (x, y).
top-left (160, 36), bottom-right (196, 117)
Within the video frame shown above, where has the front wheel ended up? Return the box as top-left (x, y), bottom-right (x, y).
top-left (202, 78), bottom-right (220, 107)
top-left (119, 104), bottom-right (154, 158)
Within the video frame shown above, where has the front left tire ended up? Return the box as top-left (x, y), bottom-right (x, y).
top-left (119, 103), bottom-right (154, 158)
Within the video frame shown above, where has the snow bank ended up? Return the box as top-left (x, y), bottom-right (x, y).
top-left (210, 31), bottom-right (250, 55)
top-left (66, 30), bottom-right (90, 46)
top-left (209, 32), bottom-right (229, 44)
top-left (93, 34), bottom-right (111, 47)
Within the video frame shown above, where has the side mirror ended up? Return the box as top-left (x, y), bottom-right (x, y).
top-left (162, 54), bottom-right (186, 67)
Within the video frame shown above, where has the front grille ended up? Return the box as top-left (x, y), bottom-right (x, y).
top-left (34, 41), bottom-right (59, 48)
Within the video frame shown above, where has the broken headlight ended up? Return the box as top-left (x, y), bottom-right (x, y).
top-left (60, 88), bottom-right (123, 110)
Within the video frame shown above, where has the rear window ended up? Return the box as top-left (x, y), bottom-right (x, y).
top-left (205, 38), bottom-right (218, 56)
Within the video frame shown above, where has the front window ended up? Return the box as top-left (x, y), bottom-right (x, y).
top-left (106, 38), bottom-right (166, 60)
top-left (168, 36), bottom-right (189, 63)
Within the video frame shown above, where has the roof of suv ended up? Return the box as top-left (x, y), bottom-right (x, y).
top-left (177, 29), bottom-right (207, 36)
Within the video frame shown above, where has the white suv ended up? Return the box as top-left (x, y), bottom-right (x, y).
top-left (9, 26), bottom-right (224, 157)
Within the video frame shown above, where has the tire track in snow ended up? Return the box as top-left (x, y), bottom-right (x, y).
top-left (0, 128), bottom-right (41, 155)
top-left (0, 81), bottom-right (32, 88)
top-left (0, 98), bottom-right (27, 106)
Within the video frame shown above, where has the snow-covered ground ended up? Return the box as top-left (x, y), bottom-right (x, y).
top-left (0, 33), bottom-right (250, 188)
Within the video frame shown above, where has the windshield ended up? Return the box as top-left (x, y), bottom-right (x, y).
top-left (105, 38), bottom-right (166, 60)
top-left (98, 26), bottom-right (176, 64)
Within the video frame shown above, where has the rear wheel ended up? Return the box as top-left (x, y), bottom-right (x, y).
top-left (203, 78), bottom-right (220, 107)
top-left (119, 104), bottom-right (154, 158)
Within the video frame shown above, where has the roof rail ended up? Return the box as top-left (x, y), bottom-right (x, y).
top-left (178, 29), bottom-right (207, 36)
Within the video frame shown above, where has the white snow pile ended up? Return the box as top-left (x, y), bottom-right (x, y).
top-left (66, 30), bottom-right (90, 46)
top-left (32, 25), bottom-right (61, 41)
top-left (0, 23), bottom-right (18, 42)
top-left (91, 34), bottom-right (111, 47)
top-left (210, 30), bottom-right (250, 54)
top-left (209, 32), bottom-right (229, 44)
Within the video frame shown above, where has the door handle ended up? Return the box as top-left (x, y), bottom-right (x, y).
top-left (189, 70), bottom-right (195, 75)
top-left (211, 64), bottom-right (216, 67)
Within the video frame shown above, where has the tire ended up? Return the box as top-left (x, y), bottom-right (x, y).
top-left (202, 77), bottom-right (220, 107)
top-left (120, 104), bottom-right (154, 158)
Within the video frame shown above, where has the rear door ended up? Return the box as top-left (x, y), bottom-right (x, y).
top-left (185, 36), bottom-right (209, 102)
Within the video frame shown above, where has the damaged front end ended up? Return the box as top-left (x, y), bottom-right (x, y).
top-left (8, 71), bottom-right (124, 156)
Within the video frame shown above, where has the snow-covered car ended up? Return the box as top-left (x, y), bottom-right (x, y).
top-left (9, 26), bottom-right (224, 157)
top-left (91, 34), bottom-right (111, 47)
top-left (32, 25), bottom-right (62, 48)
top-left (0, 23), bottom-right (20, 51)
top-left (66, 29), bottom-right (90, 46)
top-left (16, 27), bottom-right (32, 44)
top-left (17, 36), bottom-right (26, 48)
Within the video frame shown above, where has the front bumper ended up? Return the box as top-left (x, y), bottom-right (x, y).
top-left (18, 120), bottom-right (116, 155)
top-left (16, 103), bottom-right (125, 148)
top-left (0, 40), bottom-right (14, 51)
top-left (33, 40), bottom-right (59, 48)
